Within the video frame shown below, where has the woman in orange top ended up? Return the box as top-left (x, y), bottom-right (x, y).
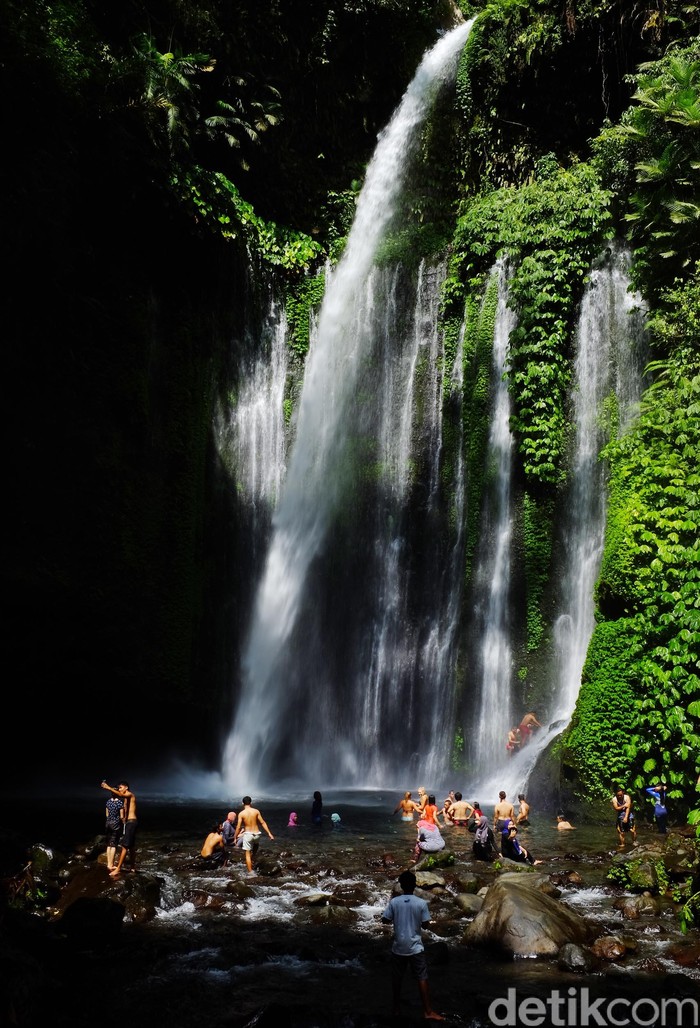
top-left (422, 794), bottom-right (443, 826)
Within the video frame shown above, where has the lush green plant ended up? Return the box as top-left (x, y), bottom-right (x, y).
top-left (285, 272), bottom-right (327, 355)
top-left (521, 490), bottom-right (554, 650)
top-left (592, 41), bottom-right (700, 301)
top-left (451, 160), bottom-right (611, 486)
top-left (582, 268), bottom-right (700, 812)
top-left (170, 166), bottom-right (323, 271)
top-left (564, 642), bottom-right (639, 797)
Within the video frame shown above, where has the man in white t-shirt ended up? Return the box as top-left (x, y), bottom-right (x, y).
top-left (381, 870), bottom-right (444, 1020)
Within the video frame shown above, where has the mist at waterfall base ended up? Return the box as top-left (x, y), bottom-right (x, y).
top-left (166, 25), bottom-right (647, 802)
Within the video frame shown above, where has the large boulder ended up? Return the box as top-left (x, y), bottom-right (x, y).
top-left (463, 872), bottom-right (593, 957)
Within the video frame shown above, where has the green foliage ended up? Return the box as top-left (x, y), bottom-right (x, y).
top-left (592, 41), bottom-right (700, 301)
top-left (587, 272), bottom-right (700, 812)
top-left (451, 725), bottom-right (465, 772)
top-left (521, 490), bottom-right (554, 650)
top-left (564, 621), bottom-right (640, 796)
top-left (458, 272), bottom-right (501, 579)
top-left (170, 167), bottom-right (323, 271)
top-left (127, 34), bottom-right (216, 155)
top-left (204, 79), bottom-right (282, 170)
top-left (606, 863), bottom-right (630, 887)
top-left (452, 161), bottom-right (612, 485)
top-left (285, 273), bottom-right (327, 356)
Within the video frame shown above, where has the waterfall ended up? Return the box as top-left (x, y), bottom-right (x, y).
top-left (215, 292), bottom-right (289, 540)
top-left (483, 245), bottom-right (647, 799)
top-left (471, 260), bottom-right (517, 776)
top-left (223, 21), bottom-right (475, 794)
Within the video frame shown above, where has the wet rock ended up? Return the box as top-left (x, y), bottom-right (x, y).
top-left (56, 895), bottom-right (126, 946)
top-left (28, 843), bottom-right (68, 876)
top-left (413, 849), bottom-right (455, 871)
top-left (591, 934), bottom-right (627, 961)
top-left (452, 871), bottom-right (479, 893)
top-left (294, 892), bottom-right (335, 906)
top-left (253, 857), bottom-right (284, 876)
top-left (463, 873), bottom-right (592, 957)
top-left (225, 879), bottom-right (255, 899)
top-left (185, 889), bottom-right (227, 910)
top-left (330, 881), bottom-right (373, 905)
top-left (296, 903), bottom-right (358, 926)
top-left (558, 941), bottom-right (595, 972)
top-left (612, 893), bottom-right (660, 918)
top-left (455, 893), bottom-right (483, 914)
top-left (665, 940), bottom-right (700, 968)
top-left (414, 871), bottom-right (446, 889)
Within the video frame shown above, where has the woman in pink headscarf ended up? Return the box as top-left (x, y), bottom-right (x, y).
top-left (412, 818), bottom-right (445, 860)
top-left (287, 812), bottom-right (298, 827)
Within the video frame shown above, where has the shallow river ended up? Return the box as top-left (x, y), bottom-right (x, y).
top-left (5, 788), bottom-right (700, 1027)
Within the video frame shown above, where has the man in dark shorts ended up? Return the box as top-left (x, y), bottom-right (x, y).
top-left (102, 779), bottom-right (138, 875)
top-left (104, 792), bottom-right (124, 871)
top-left (381, 870), bottom-right (444, 1020)
top-left (612, 786), bottom-right (636, 843)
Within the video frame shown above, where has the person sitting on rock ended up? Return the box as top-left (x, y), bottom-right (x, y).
top-left (412, 819), bottom-right (445, 861)
top-left (472, 814), bottom-right (496, 862)
top-left (501, 822), bottom-right (542, 865)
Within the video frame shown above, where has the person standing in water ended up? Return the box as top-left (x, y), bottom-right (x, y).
top-left (645, 783), bottom-right (668, 834)
top-left (104, 789), bottom-right (124, 872)
top-left (381, 869), bottom-right (444, 1021)
top-left (234, 796), bottom-right (275, 873)
top-left (393, 792), bottom-right (421, 821)
top-left (516, 794), bottom-right (530, 825)
top-left (101, 779), bottom-right (138, 876)
top-left (311, 790), bottom-right (323, 825)
top-left (612, 786), bottom-right (637, 844)
top-left (493, 791), bottom-right (515, 844)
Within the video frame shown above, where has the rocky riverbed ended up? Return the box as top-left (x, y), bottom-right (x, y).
top-left (2, 791), bottom-right (699, 1027)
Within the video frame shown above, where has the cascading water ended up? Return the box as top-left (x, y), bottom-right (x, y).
top-left (471, 260), bottom-right (517, 776)
top-left (483, 245), bottom-right (648, 799)
top-left (223, 21), bottom-right (475, 794)
top-left (215, 291), bottom-right (289, 544)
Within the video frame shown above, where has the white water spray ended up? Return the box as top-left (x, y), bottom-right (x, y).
top-left (223, 22), bottom-right (474, 794)
top-left (471, 260), bottom-right (517, 775)
top-left (476, 245), bottom-right (647, 801)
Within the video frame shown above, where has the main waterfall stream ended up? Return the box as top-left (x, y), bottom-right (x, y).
top-left (223, 21), bottom-right (475, 794)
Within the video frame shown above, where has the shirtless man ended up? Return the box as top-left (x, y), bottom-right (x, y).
top-left (493, 790), bottom-right (515, 841)
top-left (516, 794), bottom-right (530, 825)
top-left (518, 712), bottom-right (542, 747)
top-left (233, 796), bottom-right (274, 872)
top-left (200, 823), bottom-right (226, 866)
top-left (448, 793), bottom-right (474, 826)
top-left (612, 786), bottom-right (636, 844)
top-left (394, 792), bottom-right (421, 821)
top-left (102, 780), bottom-right (138, 876)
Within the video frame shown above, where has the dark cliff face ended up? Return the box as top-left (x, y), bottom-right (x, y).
top-left (2, 1), bottom-right (447, 785)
